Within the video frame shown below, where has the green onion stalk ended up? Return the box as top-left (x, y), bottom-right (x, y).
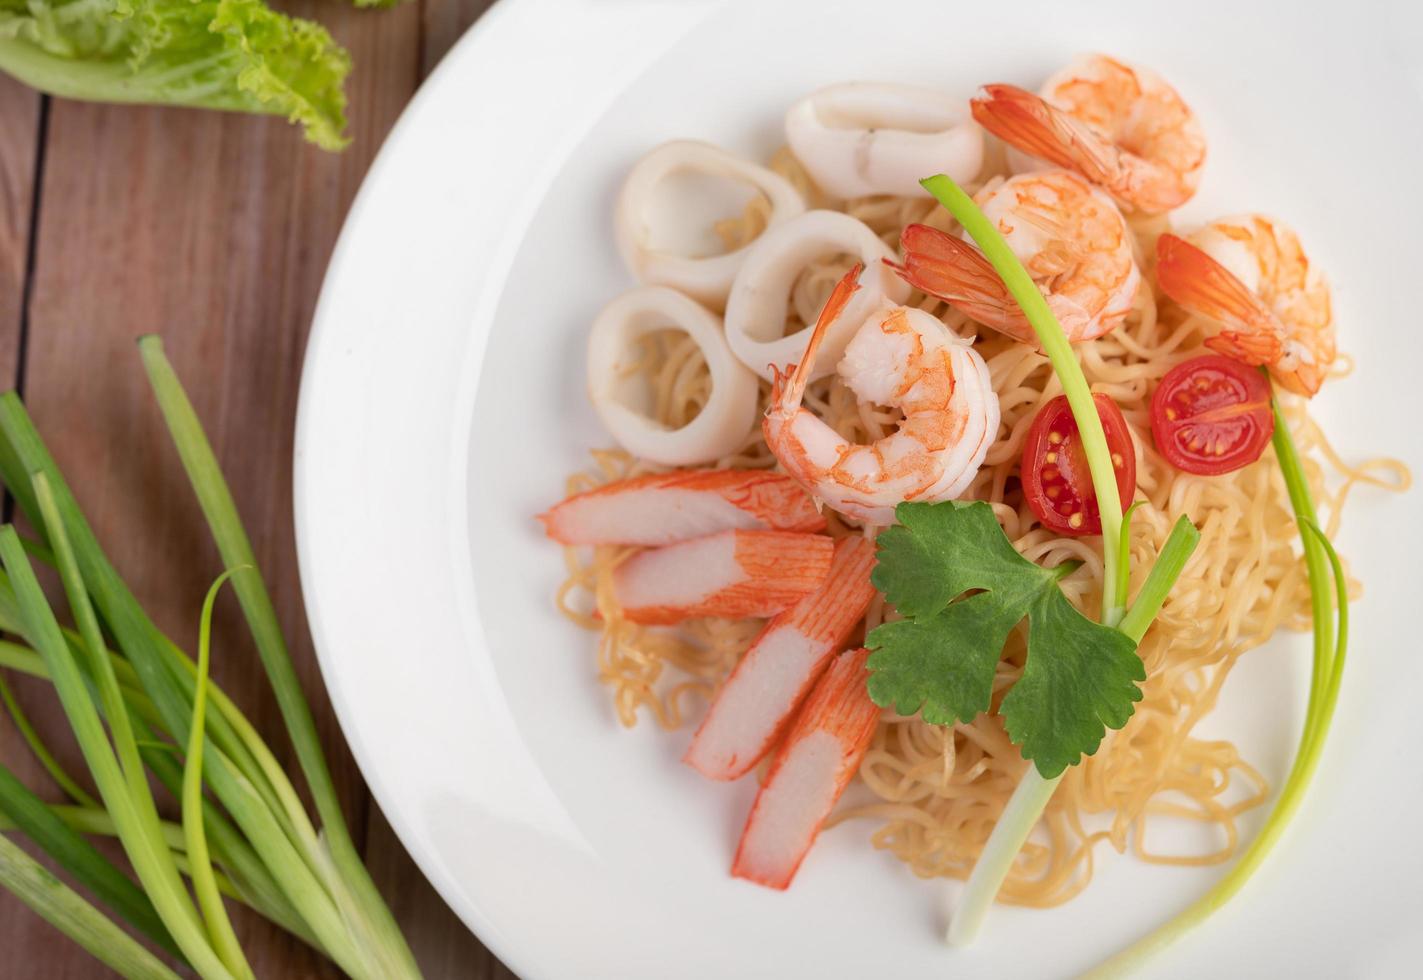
top-left (0, 833), bottom-right (180, 980)
top-left (0, 341), bottom-right (421, 978)
top-left (919, 175), bottom-right (1195, 946)
top-left (1086, 389), bottom-right (1349, 976)
top-left (924, 174), bottom-right (1350, 968)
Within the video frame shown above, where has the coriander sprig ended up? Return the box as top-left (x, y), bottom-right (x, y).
top-left (868, 501), bottom-right (1146, 778)
top-left (946, 515), bottom-right (1199, 946)
top-left (915, 174), bottom-right (1195, 947)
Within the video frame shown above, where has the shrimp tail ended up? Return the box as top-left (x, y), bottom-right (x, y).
top-left (971, 84), bottom-right (1125, 193)
top-left (770, 262), bottom-right (863, 414)
top-left (1156, 234), bottom-right (1285, 366)
top-left (890, 225), bottom-right (1038, 345)
top-left (1274, 347), bottom-right (1328, 398)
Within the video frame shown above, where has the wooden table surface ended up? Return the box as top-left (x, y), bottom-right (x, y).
top-left (0, 1), bottom-right (509, 975)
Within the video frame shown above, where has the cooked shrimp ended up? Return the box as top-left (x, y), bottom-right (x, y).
top-left (892, 170), bottom-right (1140, 345)
top-left (764, 268), bottom-right (1000, 525)
top-left (1156, 216), bottom-right (1334, 397)
top-left (972, 54), bottom-right (1206, 213)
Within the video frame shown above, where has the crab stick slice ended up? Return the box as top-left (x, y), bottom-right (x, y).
top-left (539, 470), bottom-right (826, 547)
top-left (731, 647), bottom-right (879, 889)
top-left (612, 530), bottom-right (832, 625)
top-left (684, 536), bottom-right (876, 780)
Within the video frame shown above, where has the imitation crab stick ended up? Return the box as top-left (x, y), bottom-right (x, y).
top-left (731, 647), bottom-right (879, 889)
top-left (684, 536), bottom-right (876, 780)
top-left (612, 530), bottom-right (832, 625)
top-left (538, 470), bottom-right (826, 547)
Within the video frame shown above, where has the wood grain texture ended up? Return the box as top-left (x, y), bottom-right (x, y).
top-left (423, 0), bottom-right (502, 74)
top-left (0, 76), bottom-right (35, 384)
top-left (0, 0), bottom-right (505, 976)
top-left (0, 75), bottom-right (64, 978)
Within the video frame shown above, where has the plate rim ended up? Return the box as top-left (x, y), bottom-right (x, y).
top-left (294, 2), bottom-right (1423, 977)
top-left (295, 0), bottom-right (529, 970)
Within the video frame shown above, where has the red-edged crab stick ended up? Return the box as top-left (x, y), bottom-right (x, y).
top-left (538, 470), bottom-right (826, 547)
top-left (684, 536), bottom-right (876, 780)
top-left (612, 530), bottom-right (833, 625)
top-left (731, 647), bottom-right (880, 889)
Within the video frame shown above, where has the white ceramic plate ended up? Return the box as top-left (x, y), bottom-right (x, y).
top-left (295, 1), bottom-right (1423, 976)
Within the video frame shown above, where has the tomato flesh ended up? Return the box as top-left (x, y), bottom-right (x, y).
top-left (1150, 355), bottom-right (1274, 476)
top-left (1022, 393), bottom-right (1136, 536)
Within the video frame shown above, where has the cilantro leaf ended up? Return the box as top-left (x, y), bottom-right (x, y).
top-left (866, 501), bottom-right (1144, 778)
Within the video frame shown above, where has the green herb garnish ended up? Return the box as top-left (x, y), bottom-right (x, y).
top-left (867, 501), bottom-right (1143, 779)
top-left (921, 174), bottom-right (1127, 622)
top-left (0, 833), bottom-right (179, 980)
top-left (1089, 390), bottom-right (1350, 976)
top-left (0, 342), bottom-right (420, 978)
top-left (913, 174), bottom-right (1197, 947)
top-left (183, 569), bottom-right (254, 980)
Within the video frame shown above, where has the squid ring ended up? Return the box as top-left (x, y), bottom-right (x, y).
top-left (587, 286), bottom-right (758, 466)
top-left (615, 140), bottom-right (805, 309)
top-left (724, 210), bottom-right (911, 382)
top-left (784, 82), bottom-right (984, 199)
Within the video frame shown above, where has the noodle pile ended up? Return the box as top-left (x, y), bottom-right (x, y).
top-left (554, 149), bottom-right (1410, 906)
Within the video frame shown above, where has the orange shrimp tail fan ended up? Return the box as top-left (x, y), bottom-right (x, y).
top-left (971, 84), bottom-right (1123, 192)
top-left (1156, 234), bottom-right (1285, 366)
top-left (774, 263), bottom-right (863, 406)
top-left (1274, 362), bottom-right (1326, 399)
top-left (891, 225), bottom-right (1036, 345)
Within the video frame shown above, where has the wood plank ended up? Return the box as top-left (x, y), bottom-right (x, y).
top-left (0, 77), bottom-right (79, 977)
top-left (0, 76), bottom-right (36, 382)
top-left (422, 0), bottom-right (498, 76)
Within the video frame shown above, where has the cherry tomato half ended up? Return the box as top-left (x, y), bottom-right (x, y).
top-left (1150, 355), bottom-right (1274, 476)
top-left (1022, 393), bottom-right (1136, 537)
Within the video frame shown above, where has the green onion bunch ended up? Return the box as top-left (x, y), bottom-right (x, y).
top-left (0, 338), bottom-right (421, 979)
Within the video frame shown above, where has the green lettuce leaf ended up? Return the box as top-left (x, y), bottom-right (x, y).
top-left (0, 0), bottom-right (350, 150)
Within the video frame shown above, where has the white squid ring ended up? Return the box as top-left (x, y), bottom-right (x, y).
top-left (587, 286), bottom-right (758, 466)
top-left (724, 210), bottom-right (911, 382)
top-left (614, 141), bottom-right (805, 309)
top-left (784, 82), bottom-right (985, 199)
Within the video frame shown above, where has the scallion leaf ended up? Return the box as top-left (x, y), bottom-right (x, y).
top-left (140, 336), bottom-right (421, 979)
top-left (0, 834), bottom-right (181, 980)
top-left (0, 396), bottom-right (364, 977)
top-left (0, 671), bottom-right (99, 808)
top-left (0, 518), bottom-right (230, 977)
top-left (1088, 389), bottom-right (1350, 975)
top-left (184, 568), bottom-right (256, 980)
top-left (920, 174), bottom-right (1127, 621)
